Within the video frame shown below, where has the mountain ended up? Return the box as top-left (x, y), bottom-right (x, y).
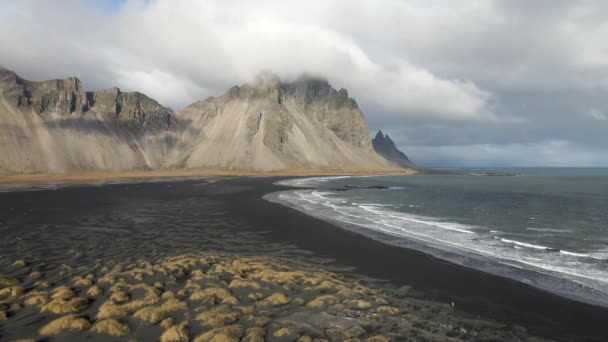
top-left (0, 67), bottom-right (402, 174)
top-left (167, 72), bottom-right (392, 170)
top-left (0, 67), bottom-right (177, 174)
top-left (372, 130), bottom-right (415, 168)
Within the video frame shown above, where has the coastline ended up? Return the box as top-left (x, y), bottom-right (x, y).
top-left (0, 168), bottom-right (414, 185)
top-left (0, 176), bottom-right (606, 340)
top-left (233, 177), bottom-right (608, 340)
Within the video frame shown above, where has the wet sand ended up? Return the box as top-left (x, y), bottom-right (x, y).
top-left (0, 177), bottom-right (606, 341)
top-left (0, 168), bottom-right (413, 185)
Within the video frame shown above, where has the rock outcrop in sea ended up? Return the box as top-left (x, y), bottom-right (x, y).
top-left (372, 130), bottom-right (415, 168)
top-left (0, 67), bottom-right (402, 173)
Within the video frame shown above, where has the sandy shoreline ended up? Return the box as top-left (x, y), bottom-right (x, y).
top-left (0, 176), bottom-right (606, 341)
top-left (0, 168), bottom-right (414, 185)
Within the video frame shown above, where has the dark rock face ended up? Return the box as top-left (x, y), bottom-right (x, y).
top-left (0, 68), bottom-right (394, 173)
top-left (0, 66), bottom-right (173, 134)
top-left (281, 75), bottom-right (369, 149)
top-left (173, 71), bottom-right (392, 171)
top-left (372, 130), bottom-right (415, 168)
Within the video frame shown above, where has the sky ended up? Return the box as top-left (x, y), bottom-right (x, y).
top-left (1, 0), bottom-right (607, 167)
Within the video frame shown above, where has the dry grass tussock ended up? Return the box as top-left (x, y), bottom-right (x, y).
top-left (160, 322), bottom-right (189, 342)
top-left (39, 315), bottom-right (91, 336)
top-left (306, 294), bottom-right (338, 308)
top-left (195, 305), bottom-right (239, 328)
top-left (41, 296), bottom-right (88, 314)
top-left (133, 299), bottom-right (188, 324)
top-left (3, 252), bottom-right (404, 341)
top-left (193, 324), bottom-right (244, 342)
top-left (259, 292), bottom-right (290, 307)
top-left (189, 286), bottom-right (238, 305)
top-left (92, 318), bottom-right (131, 336)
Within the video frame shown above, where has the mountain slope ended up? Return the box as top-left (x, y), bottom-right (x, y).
top-left (0, 68), bottom-right (401, 173)
top-left (168, 72), bottom-right (394, 171)
top-left (372, 130), bottom-right (415, 168)
top-left (0, 67), bottom-right (176, 173)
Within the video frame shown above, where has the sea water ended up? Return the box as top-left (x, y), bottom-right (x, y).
top-left (268, 168), bottom-right (608, 307)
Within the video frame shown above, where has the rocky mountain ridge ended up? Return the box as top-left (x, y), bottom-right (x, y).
top-left (372, 130), bottom-right (415, 168)
top-left (0, 67), bottom-right (403, 173)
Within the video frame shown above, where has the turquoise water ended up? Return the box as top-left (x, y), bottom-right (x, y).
top-left (271, 168), bottom-right (608, 307)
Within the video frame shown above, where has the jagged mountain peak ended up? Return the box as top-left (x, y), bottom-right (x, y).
top-left (171, 72), bottom-right (394, 170)
top-left (372, 130), bottom-right (414, 168)
top-left (0, 68), bottom-right (405, 173)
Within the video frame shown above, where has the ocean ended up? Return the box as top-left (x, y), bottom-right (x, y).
top-left (268, 168), bottom-right (608, 307)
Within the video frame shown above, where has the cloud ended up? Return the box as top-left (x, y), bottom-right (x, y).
top-left (0, 0), bottom-right (496, 121)
top-left (0, 0), bottom-right (607, 166)
top-left (588, 108), bottom-right (608, 121)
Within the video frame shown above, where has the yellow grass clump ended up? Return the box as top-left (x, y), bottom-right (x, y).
top-left (195, 306), bottom-right (239, 328)
top-left (376, 305), bottom-right (399, 315)
top-left (160, 322), bottom-right (189, 342)
top-left (189, 287), bottom-right (238, 305)
top-left (92, 318), bottom-right (131, 336)
top-left (193, 324), bottom-right (244, 342)
top-left (39, 315), bottom-right (91, 336)
top-left (240, 305), bottom-right (255, 315)
top-left (228, 278), bottom-right (262, 290)
top-left (41, 297), bottom-right (88, 314)
top-left (244, 327), bottom-right (265, 342)
top-left (58, 264), bottom-right (73, 276)
top-left (231, 259), bottom-right (254, 273)
top-left (34, 280), bottom-right (50, 289)
top-left (98, 274), bottom-right (116, 285)
top-left (87, 285), bottom-right (103, 297)
top-left (133, 299), bottom-right (188, 324)
top-left (110, 291), bottom-right (130, 303)
top-left (337, 286), bottom-right (363, 298)
top-left (23, 291), bottom-right (49, 306)
top-left (306, 294), bottom-right (338, 308)
top-left (161, 317), bottom-right (174, 329)
top-left (346, 299), bottom-right (372, 309)
top-left (0, 310), bottom-right (7, 320)
top-left (51, 286), bottom-right (75, 300)
top-left (161, 290), bottom-right (176, 300)
top-left (252, 270), bottom-right (303, 284)
top-left (1, 273), bottom-right (21, 287)
top-left (72, 276), bottom-right (93, 287)
top-left (247, 292), bottom-right (264, 301)
top-left (259, 292), bottom-right (290, 307)
top-left (0, 286), bottom-right (24, 298)
top-left (131, 283), bottom-right (162, 300)
top-left (97, 298), bottom-right (157, 319)
top-left (28, 271), bottom-right (43, 280)
top-left (273, 327), bottom-right (293, 337)
top-left (12, 259), bottom-right (27, 267)
top-left (190, 269), bottom-right (205, 279)
top-left (245, 315), bottom-right (271, 328)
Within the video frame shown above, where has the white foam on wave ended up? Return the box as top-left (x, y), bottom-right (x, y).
top-left (267, 187), bottom-right (608, 307)
top-left (358, 204), bottom-right (474, 234)
top-left (561, 250), bottom-right (591, 258)
top-left (501, 238), bottom-right (550, 250)
top-left (526, 227), bottom-right (572, 233)
top-left (275, 176), bottom-right (351, 188)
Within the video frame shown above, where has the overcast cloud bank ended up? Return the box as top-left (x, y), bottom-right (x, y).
top-left (1, 0), bottom-right (607, 166)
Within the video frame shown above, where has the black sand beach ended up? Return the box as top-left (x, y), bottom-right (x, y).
top-left (0, 176), bottom-right (607, 341)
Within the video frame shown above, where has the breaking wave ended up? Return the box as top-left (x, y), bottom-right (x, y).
top-left (268, 176), bottom-right (608, 308)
